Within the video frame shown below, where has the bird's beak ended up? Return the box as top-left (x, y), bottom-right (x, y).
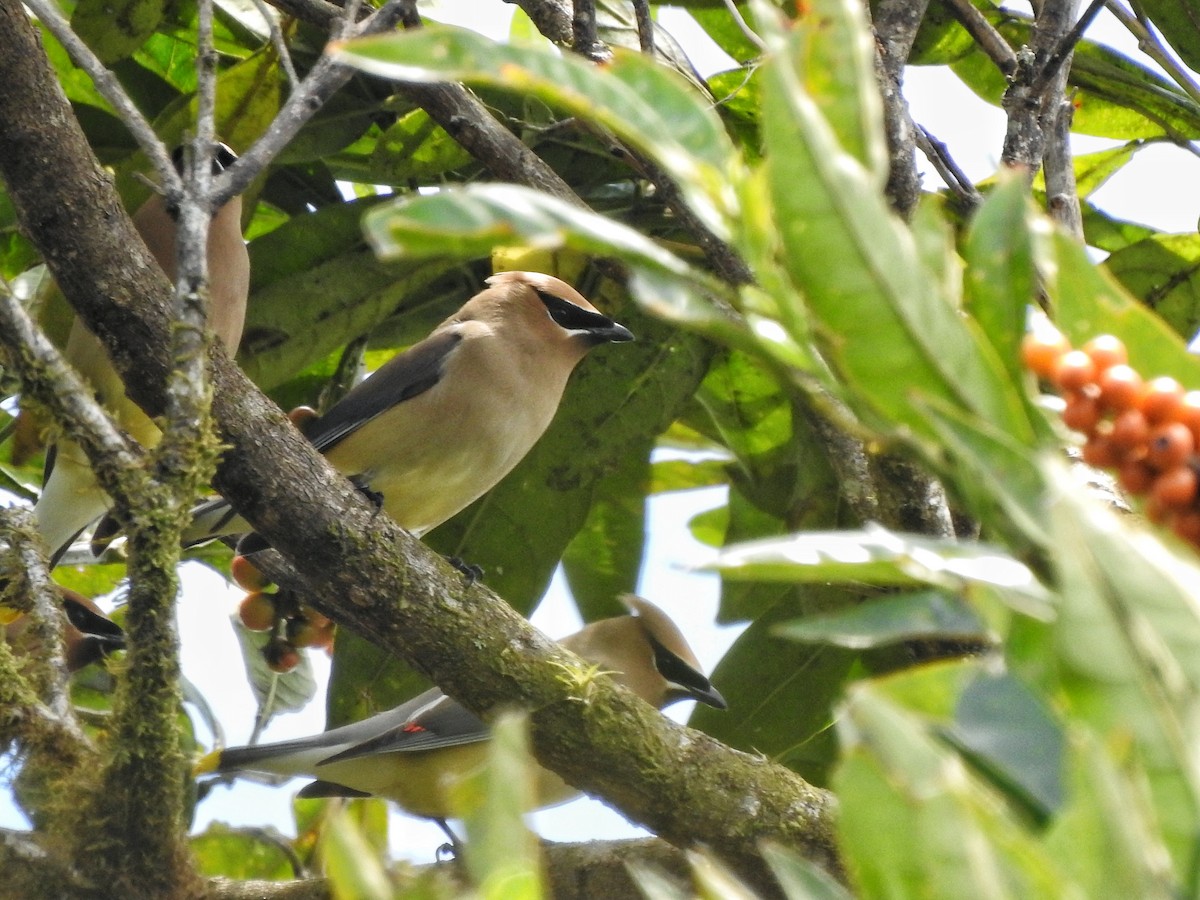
top-left (685, 681), bottom-right (727, 710)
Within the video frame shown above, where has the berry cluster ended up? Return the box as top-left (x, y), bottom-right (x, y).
top-left (1023, 328), bottom-right (1200, 547)
top-left (232, 555), bottom-right (336, 673)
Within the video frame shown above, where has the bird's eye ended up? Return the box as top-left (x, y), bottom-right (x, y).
top-left (534, 289), bottom-right (612, 332)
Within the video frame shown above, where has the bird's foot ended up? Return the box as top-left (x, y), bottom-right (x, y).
top-left (445, 556), bottom-right (484, 585)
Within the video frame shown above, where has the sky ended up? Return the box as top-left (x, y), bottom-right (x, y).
top-left (4, 0), bottom-right (1200, 870)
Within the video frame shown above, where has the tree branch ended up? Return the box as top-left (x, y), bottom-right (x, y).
top-left (0, 4), bottom-right (843, 890)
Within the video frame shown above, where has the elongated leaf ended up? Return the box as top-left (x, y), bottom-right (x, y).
top-left (774, 591), bottom-right (986, 649)
top-left (836, 681), bottom-right (1071, 899)
top-left (1138, 1), bottom-right (1200, 74)
top-left (763, 0), bottom-right (887, 181)
top-left (710, 525), bottom-right (1048, 603)
top-left (332, 25), bottom-right (740, 238)
top-left (72, 0), bottom-right (164, 64)
top-left (759, 16), bottom-right (1034, 448)
top-left (1104, 233), bottom-right (1200, 343)
top-left (1049, 231), bottom-right (1200, 384)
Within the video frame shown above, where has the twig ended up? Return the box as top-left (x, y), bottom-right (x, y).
top-left (916, 125), bottom-right (983, 208)
top-left (1038, 0), bottom-right (1105, 86)
top-left (252, 0), bottom-right (300, 88)
top-left (20, 0), bottom-right (176, 194)
top-left (213, 0), bottom-right (415, 206)
top-left (0, 285), bottom-right (143, 502)
top-left (1107, 0), bottom-right (1200, 106)
top-left (943, 0), bottom-right (1019, 75)
top-left (631, 0), bottom-right (654, 55)
top-left (572, 0), bottom-right (609, 62)
top-left (0, 508), bottom-right (75, 719)
top-left (721, 0), bottom-right (765, 54)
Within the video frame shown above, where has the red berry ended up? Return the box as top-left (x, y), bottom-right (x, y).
top-left (231, 555), bottom-right (270, 592)
top-left (1141, 377), bottom-right (1186, 425)
top-left (1178, 392), bottom-right (1200, 443)
top-left (1172, 509), bottom-right (1200, 545)
top-left (1082, 434), bottom-right (1121, 468)
top-left (264, 638), bottom-right (301, 674)
top-left (1054, 350), bottom-right (1098, 393)
top-left (1082, 334), bottom-right (1127, 373)
top-left (1152, 465), bottom-right (1198, 509)
top-left (1022, 329), bottom-right (1071, 380)
top-left (1117, 459), bottom-right (1154, 494)
top-left (1097, 364), bottom-right (1143, 412)
top-left (1109, 408), bottom-right (1150, 454)
top-left (1146, 422), bottom-right (1194, 471)
top-left (238, 592), bottom-right (276, 632)
top-left (1062, 391), bottom-right (1102, 434)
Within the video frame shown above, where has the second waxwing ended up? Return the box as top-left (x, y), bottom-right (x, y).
top-left (196, 595), bottom-right (725, 820)
top-left (182, 270), bottom-right (633, 545)
top-left (34, 143), bottom-right (250, 564)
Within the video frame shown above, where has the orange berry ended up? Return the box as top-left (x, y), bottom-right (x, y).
top-left (1022, 329), bottom-right (1071, 380)
top-left (298, 605), bottom-right (331, 630)
top-left (1152, 465), bottom-right (1198, 509)
top-left (1145, 494), bottom-right (1171, 524)
top-left (231, 555), bottom-right (271, 592)
top-left (264, 638), bottom-right (301, 674)
top-left (1146, 422), bottom-right (1194, 471)
top-left (1117, 459), bottom-right (1154, 494)
top-left (288, 405), bottom-right (319, 429)
top-left (1172, 509), bottom-right (1200, 545)
top-left (1062, 391), bottom-right (1102, 434)
top-left (1097, 364), bottom-right (1143, 412)
top-left (1081, 434), bottom-right (1121, 468)
top-left (1054, 350), bottom-right (1098, 392)
top-left (286, 618), bottom-right (325, 648)
top-left (1082, 334), bottom-right (1127, 372)
top-left (1109, 408), bottom-right (1150, 454)
top-left (1141, 376), bottom-right (1186, 425)
top-left (238, 592), bottom-right (276, 632)
top-left (1178, 391), bottom-right (1200, 441)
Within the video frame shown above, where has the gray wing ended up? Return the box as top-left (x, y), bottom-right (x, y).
top-left (319, 692), bottom-right (488, 766)
top-left (217, 686), bottom-right (448, 772)
top-left (303, 329), bottom-right (462, 454)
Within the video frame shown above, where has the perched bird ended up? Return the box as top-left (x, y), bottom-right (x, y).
top-left (196, 595), bottom-right (725, 820)
top-left (3, 587), bottom-right (125, 672)
top-left (34, 143), bottom-right (250, 564)
top-left (183, 271), bottom-right (633, 544)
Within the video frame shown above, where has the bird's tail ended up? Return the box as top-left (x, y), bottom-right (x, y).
top-left (181, 497), bottom-right (249, 548)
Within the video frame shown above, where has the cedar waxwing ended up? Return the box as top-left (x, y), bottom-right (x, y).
top-left (196, 595), bottom-right (725, 820)
top-left (34, 144), bottom-right (250, 564)
top-left (182, 271), bottom-right (633, 545)
top-left (3, 587), bottom-right (125, 672)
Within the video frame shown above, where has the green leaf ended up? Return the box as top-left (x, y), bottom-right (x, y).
top-left (1049, 231), bottom-right (1200, 385)
top-left (71, 0), bottom-right (164, 64)
top-left (449, 712), bottom-right (544, 900)
top-left (761, 0), bottom-right (887, 181)
top-left (191, 822), bottom-right (295, 880)
top-left (320, 804), bottom-right (393, 900)
top-left (1104, 233), bottom-right (1200, 343)
top-left (1045, 729), bottom-right (1176, 899)
top-left (761, 842), bottom-right (856, 900)
top-left (965, 173), bottom-right (1041, 389)
top-left (773, 591), bottom-right (986, 649)
top-left (231, 617), bottom-right (317, 723)
top-left (835, 679), bottom-right (1071, 899)
top-left (759, 18), bottom-right (1034, 449)
top-left (946, 672), bottom-right (1064, 819)
top-left (333, 24), bottom-right (741, 239)
top-left (710, 525), bottom-right (1048, 603)
top-left (692, 588), bottom-right (859, 786)
top-left (1139, 1), bottom-right (1200, 74)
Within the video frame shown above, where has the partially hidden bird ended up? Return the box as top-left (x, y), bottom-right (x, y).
top-left (34, 143), bottom-right (250, 565)
top-left (196, 595), bottom-right (725, 821)
top-left (182, 270), bottom-right (633, 545)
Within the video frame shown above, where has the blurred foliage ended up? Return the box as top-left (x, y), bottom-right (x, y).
top-left (7, 0), bottom-right (1200, 894)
